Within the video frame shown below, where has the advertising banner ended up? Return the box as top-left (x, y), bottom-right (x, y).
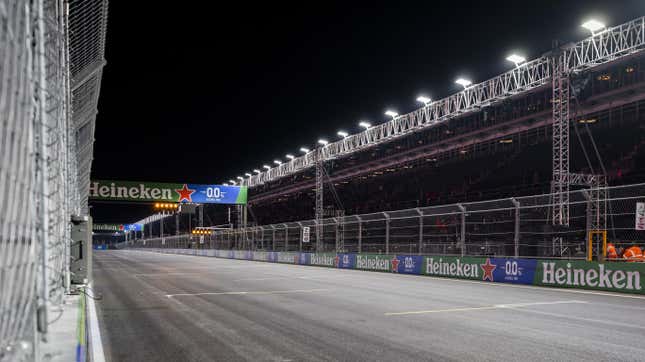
top-left (423, 256), bottom-right (487, 280)
top-left (123, 223), bottom-right (144, 232)
top-left (534, 260), bottom-right (645, 294)
top-left (89, 180), bottom-right (247, 204)
top-left (489, 258), bottom-right (537, 284)
top-left (93, 224), bottom-right (123, 232)
top-left (309, 253), bottom-right (336, 267)
top-left (336, 253), bottom-right (355, 269)
top-left (355, 254), bottom-right (393, 272)
top-left (392, 255), bottom-right (424, 274)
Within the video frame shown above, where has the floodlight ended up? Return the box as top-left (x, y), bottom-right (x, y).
top-left (337, 130), bottom-right (348, 138)
top-left (273, 160), bottom-right (282, 165)
top-left (506, 54), bottom-right (526, 66)
top-left (245, 173), bottom-right (252, 177)
top-left (263, 165), bottom-right (271, 170)
top-left (286, 154), bottom-right (295, 160)
top-left (358, 121), bottom-right (372, 129)
top-left (253, 169), bottom-right (261, 173)
top-left (229, 179), bottom-right (236, 184)
top-left (318, 139), bottom-right (328, 146)
top-left (236, 176), bottom-right (244, 180)
top-left (582, 19), bottom-right (605, 34)
top-left (300, 147), bottom-right (310, 153)
top-left (416, 96), bottom-right (431, 105)
top-left (455, 78), bottom-right (472, 88)
top-left (385, 110), bottom-right (398, 118)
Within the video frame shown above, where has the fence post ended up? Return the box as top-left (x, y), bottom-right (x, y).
top-left (334, 217), bottom-right (339, 252)
top-left (383, 212), bottom-right (390, 254)
top-left (271, 225), bottom-right (276, 251)
top-left (296, 222), bottom-right (303, 252)
top-left (511, 198), bottom-right (520, 258)
top-left (283, 224), bottom-right (289, 251)
top-left (356, 215), bottom-right (362, 253)
top-left (415, 208), bottom-right (423, 255)
top-left (457, 204), bottom-right (466, 256)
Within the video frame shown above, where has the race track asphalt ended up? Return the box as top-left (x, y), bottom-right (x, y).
top-left (93, 250), bottom-right (645, 362)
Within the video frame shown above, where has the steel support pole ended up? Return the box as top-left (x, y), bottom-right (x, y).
top-left (271, 225), bottom-right (276, 251)
top-left (283, 224), bottom-right (289, 251)
top-left (383, 212), bottom-right (390, 255)
top-left (315, 150), bottom-right (324, 252)
top-left (511, 198), bottom-right (520, 258)
top-left (356, 215), bottom-right (362, 253)
top-left (457, 204), bottom-right (466, 256)
top-left (333, 217), bottom-right (339, 252)
top-left (160, 212), bottom-right (165, 246)
top-left (415, 208), bottom-right (423, 255)
top-left (296, 222), bottom-right (303, 252)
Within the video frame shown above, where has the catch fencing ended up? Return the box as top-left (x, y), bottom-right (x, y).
top-left (136, 183), bottom-right (645, 260)
top-left (0, 0), bottom-right (107, 360)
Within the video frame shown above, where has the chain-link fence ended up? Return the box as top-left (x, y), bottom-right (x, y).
top-left (0, 0), bottom-right (107, 360)
top-left (135, 183), bottom-right (645, 260)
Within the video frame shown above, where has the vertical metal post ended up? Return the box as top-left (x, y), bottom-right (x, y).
top-left (457, 204), bottom-right (466, 256)
top-left (551, 52), bottom-right (570, 227)
top-left (511, 198), bottom-right (520, 258)
top-left (199, 204), bottom-right (204, 227)
top-left (334, 217), bottom-right (339, 252)
top-left (271, 225), bottom-right (276, 251)
top-left (315, 150), bottom-right (324, 252)
top-left (296, 222), bottom-right (303, 252)
top-left (415, 208), bottom-right (423, 255)
top-left (175, 213), bottom-right (179, 235)
top-left (160, 212), bottom-right (165, 245)
top-left (357, 215), bottom-right (362, 253)
top-left (284, 224), bottom-right (289, 251)
top-left (383, 212), bottom-right (390, 255)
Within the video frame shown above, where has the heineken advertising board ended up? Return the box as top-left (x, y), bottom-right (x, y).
top-left (93, 223), bottom-right (144, 232)
top-left (145, 248), bottom-right (645, 296)
top-left (89, 180), bottom-right (248, 204)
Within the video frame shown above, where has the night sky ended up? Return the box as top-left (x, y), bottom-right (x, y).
top-left (90, 0), bottom-right (644, 223)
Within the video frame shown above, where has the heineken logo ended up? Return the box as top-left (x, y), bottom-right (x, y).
top-left (541, 262), bottom-right (642, 291)
top-left (90, 181), bottom-right (174, 201)
top-left (426, 257), bottom-right (480, 278)
top-left (310, 254), bottom-right (335, 266)
top-left (356, 255), bottom-right (390, 271)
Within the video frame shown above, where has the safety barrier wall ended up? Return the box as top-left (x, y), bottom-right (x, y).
top-left (140, 248), bottom-right (645, 295)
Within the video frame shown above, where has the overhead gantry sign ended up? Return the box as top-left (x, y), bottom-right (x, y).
top-left (89, 180), bottom-right (248, 204)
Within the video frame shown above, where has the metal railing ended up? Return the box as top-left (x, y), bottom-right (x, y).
top-left (0, 0), bottom-right (108, 360)
top-left (134, 183), bottom-right (645, 260)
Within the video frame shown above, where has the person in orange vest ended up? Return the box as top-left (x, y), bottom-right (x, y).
top-left (606, 243), bottom-right (618, 260)
top-left (622, 245), bottom-right (644, 262)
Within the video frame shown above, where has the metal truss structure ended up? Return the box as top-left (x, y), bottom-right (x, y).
top-left (243, 17), bottom-right (645, 188)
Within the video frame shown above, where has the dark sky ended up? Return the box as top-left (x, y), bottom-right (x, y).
top-left (90, 0), bottom-right (644, 223)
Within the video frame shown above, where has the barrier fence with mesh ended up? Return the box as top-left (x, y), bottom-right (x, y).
top-left (0, 0), bottom-right (107, 360)
top-left (134, 183), bottom-right (645, 260)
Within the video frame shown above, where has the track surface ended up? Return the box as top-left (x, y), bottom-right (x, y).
top-left (94, 250), bottom-right (645, 362)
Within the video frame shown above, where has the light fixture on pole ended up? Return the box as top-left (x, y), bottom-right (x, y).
top-left (253, 169), bottom-right (261, 174)
top-left (273, 160), bottom-right (282, 165)
top-left (455, 78), bottom-right (472, 89)
top-left (358, 121), bottom-right (372, 129)
top-left (245, 173), bottom-right (252, 177)
top-left (581, 19), bottom-right (606, 35)
top-left (236, 176), bottom-right (244, 181)
top-left (337, 130), bottom-right (348, 138)
top-left (506, 54), bottom-right (526, 67)
top-left (300, 147), bottom-right (310, 153)
top-left (229, 179), bottom-right (236, 184)
top-left (384, 110), bottom-right (398, 119)
top-left (318, 139), bottom-right (328, 146)
top-left (286, 154), bottom-right (295, 160)
top-left (263, 165), bottom-right (271, 170)
top-left (416, 96), bottom-right (431, 106)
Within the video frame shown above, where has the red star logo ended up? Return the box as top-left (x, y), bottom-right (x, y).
top-left (175, 184), bottom-right (196, 202)
top-left (480, 258), bottom-right (497, 282)
top-left (391, 256), bottom-right (400, 272)
top-left (334, 255), bottom-right (340, 267)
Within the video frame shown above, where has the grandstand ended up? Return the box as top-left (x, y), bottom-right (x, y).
top-left (134, 17), bottom-right (645, 261)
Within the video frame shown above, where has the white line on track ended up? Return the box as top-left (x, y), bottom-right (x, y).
top-left (385, 300), bottom-right (588, 316)
top-left (166, 288), bottom-right (330, 298)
